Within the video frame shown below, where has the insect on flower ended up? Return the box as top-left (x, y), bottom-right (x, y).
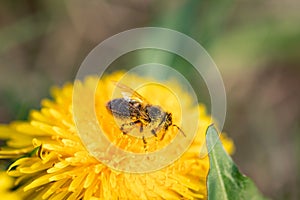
top-left (106, 82), bottom-right (185, 149)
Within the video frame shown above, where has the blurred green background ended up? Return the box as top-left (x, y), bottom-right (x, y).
top-left (0, 0), bottom-right (299, 199)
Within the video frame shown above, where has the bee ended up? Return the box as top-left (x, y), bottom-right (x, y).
top-left (106, 82), bottom-right (185, 148)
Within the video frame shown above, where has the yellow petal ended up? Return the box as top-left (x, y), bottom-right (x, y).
top-left (68, 171), bottom-right (87, 192)
top-left (24, 173), bottom-right (53, 191)
top-left (42, 179), bottom-right (69, 199)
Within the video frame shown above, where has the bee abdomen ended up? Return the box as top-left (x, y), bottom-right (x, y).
top-left (106, 98), bottom-right (132, 118)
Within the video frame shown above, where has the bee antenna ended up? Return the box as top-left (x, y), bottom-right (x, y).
top-left (172, 124), bottom-right (186, 137)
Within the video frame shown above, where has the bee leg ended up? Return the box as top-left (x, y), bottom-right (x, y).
top-left (140, 123), bottom-right (143, 133)
top-left (120, 120), bottom-right (141, 134)
top-left (120, 126), bottom-right (128, 135)
top-left (120, 125), bottom-right (132, 135)
top-left (150, 129), bottom-right (158, 137)
top-left (159, 125), bottom-right (185, 141)
top-left (142, 136), bottom-right (147, 152)
top-left (160, 128), bottom-right (167, 141)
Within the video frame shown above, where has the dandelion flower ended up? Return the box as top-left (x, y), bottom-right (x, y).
top-left (0, 71), bottom-right (234, 199)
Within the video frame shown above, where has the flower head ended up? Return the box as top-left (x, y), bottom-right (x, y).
top-left (0, 72), bottom-right (234, 199)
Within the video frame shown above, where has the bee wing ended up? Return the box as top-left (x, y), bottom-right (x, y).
top-left (112, 81), bottom-right (149, 104)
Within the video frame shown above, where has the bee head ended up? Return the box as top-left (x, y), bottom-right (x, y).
top-left (166, 113), bottom-right (173, 126)
top-left (166, 113), bottom-right (185, 137)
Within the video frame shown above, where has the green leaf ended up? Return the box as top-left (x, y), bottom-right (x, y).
top-left (206, 125), bottom-right (267, 200)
